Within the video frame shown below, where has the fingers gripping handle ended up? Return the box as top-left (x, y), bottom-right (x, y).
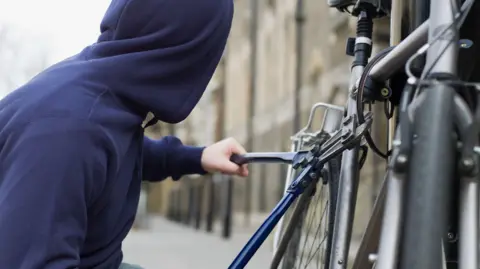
top-left (230, 154), bottom-right (249, 165)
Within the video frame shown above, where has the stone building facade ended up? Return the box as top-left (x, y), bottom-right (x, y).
top-left (146, 0), bottom-right (391, 240)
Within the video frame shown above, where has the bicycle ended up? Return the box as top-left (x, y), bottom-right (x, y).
top-left (227, 0), bottom-right (479, 268)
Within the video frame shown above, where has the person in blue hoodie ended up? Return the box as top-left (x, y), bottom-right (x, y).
top-left (0, 0), bottom-right (245, 268)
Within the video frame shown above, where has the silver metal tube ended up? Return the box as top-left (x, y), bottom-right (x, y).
top-left (442, 243), bottom-right (448, 269)
top-left (371, 0), bottom-right (473, 82)
top-left (400, 1), bottom-right (458, 268)
top-left (453, 93), bottom-right (479, 269)
top-left (459, 173), bottom-right (479, 269)
top-left (424, 0), bottom-right (458, 74)
top-left (387, 0), bottom-right (403, 154)
top-left (369, 21), bottom-right (428, 81)
top-left (351, 174), bottom-right (387, 269)
top-left (375, 166), bottom-right (404, 269)
top-left (329, 65), bottom-right (364, 269)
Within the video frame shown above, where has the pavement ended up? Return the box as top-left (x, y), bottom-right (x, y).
top-left (122, 216), bottom-right (273, 269)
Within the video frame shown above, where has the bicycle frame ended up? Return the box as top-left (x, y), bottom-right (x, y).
top-left (354, 1), bottom-right (478, 269)
top-left (228, 0), bottom-right (479, 268)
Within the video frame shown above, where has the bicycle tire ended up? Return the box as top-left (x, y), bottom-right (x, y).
top-left (399, 87), bottom-right (456, 269)
top-left (270, 156), bottom-right (341, 269)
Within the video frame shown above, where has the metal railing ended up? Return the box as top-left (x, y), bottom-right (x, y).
top-left (166, 174), bottom-right (235, 239)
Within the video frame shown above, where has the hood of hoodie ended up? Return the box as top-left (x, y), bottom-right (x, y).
top-left (83, 0), bottom-right (233, 124)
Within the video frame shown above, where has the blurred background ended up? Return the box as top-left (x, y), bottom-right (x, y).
top-left (0, 0), bottom-right (392, 268)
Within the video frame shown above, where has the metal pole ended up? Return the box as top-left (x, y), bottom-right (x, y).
top-left (375, 168), bottom-right (405, 269)
top-left (329, 67), bottom-right (363, 269)
top-left (245, 0), bottom-right (259, 227)
top-left (458, 165), bottom-right (479, 269)
top-left (400, 0), bottom-right (458, 267)
top-left (293, 0), bottom-right (305, 133)
top-left (223, 175), bottom-right (234, 239)
top-left (171, 189), bottom-right (176, 221)
top-left (182, 186), bottom-right (189, 225)
top-left (258, 166), bottom-right (267, 212)
top-left (187, 179), bottom-right (194, 226)
top-left (330, 9), bottom-right (373, 269)
top-left (167, 189), bottom-right (173, 220)
top-left (167, 123), bottom-right (175, 136)
top-left (174, 189), bottom-right (180, 222)
top-left (194, 182), bottom-right (203, 230)
top-left (206, 175), bottom-right (215, 232)
top-left (351, 176), bottom-right (387, 269)
top-left (214, 56), bottom-right (230, 236)
top-left (371, 103), bottom-right (385, 207)
top-left (369, 21), bottom-right (428, 82)
top-left (386, 0), bottom-right (404, 156)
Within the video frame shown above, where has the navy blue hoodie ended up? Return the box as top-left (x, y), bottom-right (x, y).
top-left (0, 0), bottom-right (233, 268)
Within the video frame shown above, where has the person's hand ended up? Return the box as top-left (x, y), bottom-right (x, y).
top-left (201, 137), bottom-right (249, 177)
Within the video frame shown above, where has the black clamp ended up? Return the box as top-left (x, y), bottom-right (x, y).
top-left (362, 76), bottom-right (391, 102)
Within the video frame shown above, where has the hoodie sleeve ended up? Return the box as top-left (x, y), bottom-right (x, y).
top-left (142, 136), bottom-right (207, 181)
top-left (0, 119), bottom-right (108, 269)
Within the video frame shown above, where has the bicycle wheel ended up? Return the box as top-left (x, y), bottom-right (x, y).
top-left (270, 156), bottom-right (340, 269)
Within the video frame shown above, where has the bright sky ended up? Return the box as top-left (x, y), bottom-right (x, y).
top-left (0, 0), bottom-right (111, 62)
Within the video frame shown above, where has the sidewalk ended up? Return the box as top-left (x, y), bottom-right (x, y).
top-left (122, 216), bottom-right (273, 269)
